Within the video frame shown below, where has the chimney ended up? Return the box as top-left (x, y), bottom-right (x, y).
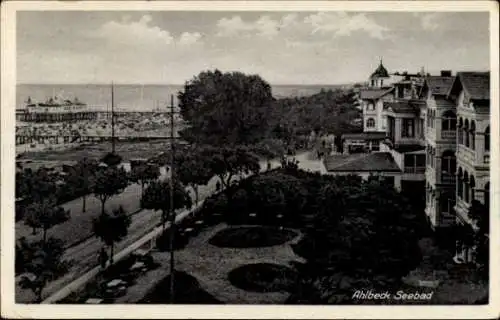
top-left (440, 70), bottom-right (452, 77)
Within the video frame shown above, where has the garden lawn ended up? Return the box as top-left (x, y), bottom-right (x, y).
top-left (165, 223), bottom-right (305, 304)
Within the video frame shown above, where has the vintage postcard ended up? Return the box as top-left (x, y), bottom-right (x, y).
top-left (1, 0), bottom-right (499, 318)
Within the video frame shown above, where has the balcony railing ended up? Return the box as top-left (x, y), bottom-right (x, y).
top-left (441, 130), bottom-right (456, 139)
top-left (441, 174), bottom-right (456, 184)
top-left (404, 166), bottom-right (426, 174)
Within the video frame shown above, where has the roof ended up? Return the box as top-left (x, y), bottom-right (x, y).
top-left (360, 87), bottom-right (393, 100)
top-left (385, 100), bottom-right (424, 114)
top-left (455, 72), bottom-right (490, 100)
top-left (370, 61), bottom-right (390, 79)
top-left (425, 76), bottom-right (454, 96)
top-left (342, 132), bottom-right (387, 140)
top-left (323, 152), bottom-right (401, 172)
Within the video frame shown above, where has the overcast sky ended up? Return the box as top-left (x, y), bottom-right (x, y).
top-left (17, 11), bottom-right (490, 85)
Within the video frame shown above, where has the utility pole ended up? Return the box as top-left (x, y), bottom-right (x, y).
top-left (111, 82), bottom-right (115, 154)
top-left (169, 94), bottom-right (175, 304)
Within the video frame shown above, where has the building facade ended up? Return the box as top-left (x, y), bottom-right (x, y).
top-left (450, 72), bottom-right (490, 263)
top-left (335, 62), bottom-right (491, 265)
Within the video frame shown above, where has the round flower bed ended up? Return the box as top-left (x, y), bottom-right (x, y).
top-left (228, 263), bottom-right (298, 293)
top-left (208, 226), bottom-right (298, 248)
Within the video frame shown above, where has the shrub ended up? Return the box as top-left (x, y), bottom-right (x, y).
top-left (155, 228), bottom-right (189, 252)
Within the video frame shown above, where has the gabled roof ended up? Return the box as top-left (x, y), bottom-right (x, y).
top-left (359, 87), bottom-right (394, 100)
top-left (424, 76), bottom-right (454, 96)
top-left (323, 152), bottom-right (401, 172)
top-left (448, 72), bottom-right (490, 100)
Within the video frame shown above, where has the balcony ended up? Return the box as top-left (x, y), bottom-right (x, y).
top-left (441, 174), bottom-right (456, 184)
top-left (441, 130), bottom-right (456, 140)
top-left (404, 166), bottom-right (426, 174)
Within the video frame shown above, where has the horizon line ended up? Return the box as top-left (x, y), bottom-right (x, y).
top-left (16, 82), bottom-right (362, 86)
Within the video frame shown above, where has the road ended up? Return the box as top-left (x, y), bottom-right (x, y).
top-left (16, 157), bottom-right (291, 303)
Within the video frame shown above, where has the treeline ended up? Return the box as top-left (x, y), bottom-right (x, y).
top-left (178, 69), bottom-right (361, 149)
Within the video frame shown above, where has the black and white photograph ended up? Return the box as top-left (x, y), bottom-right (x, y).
top-left (1, 1), bottom-right (498, 319)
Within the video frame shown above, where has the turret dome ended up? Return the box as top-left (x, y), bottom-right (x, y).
top-left (370, 59), bottom-right (390, 79)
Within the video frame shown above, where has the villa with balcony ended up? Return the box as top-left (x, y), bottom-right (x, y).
top-left (447, 71), bottom-right (490, 263)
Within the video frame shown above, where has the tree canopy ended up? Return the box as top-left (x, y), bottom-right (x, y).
top-left (141, 180), bottom-right (192, 229)
top-left (92, 166), bottom-right (129, 215)
top-left (92, 206), bottom-right (131, 264)
top-left (23, 197), bottom-right (70, 244)
top-left (178, 69), bottom-right (274, 145)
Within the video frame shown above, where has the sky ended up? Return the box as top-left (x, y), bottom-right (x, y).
top-left (16, 11), bottom-right (490, 85)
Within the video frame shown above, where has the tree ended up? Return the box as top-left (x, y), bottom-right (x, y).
top-left (200, 145), bottom-right (260, 201)
top-left (23, 197), bottom-right (70, 244)
top-left (468, 200), bottom-right (489, 278)
top-left (129, 162), bottom-right (160, 197)
top-left (141, 180), bottom-right (192, 230)
top-left (252, 138), bottom-right (286, 169)
top-left (288, 174), bottom-right (423, 304)
top-left (92, 206), bottom-right (131, 265)
top-left (178, 69), bottom-right (275, 145)
top-left (175, 151), bottom-right (213, 206)
top-left (16, 167), bottom-right (57, 203)
top-left (100, 152), bottom-right (123, 167)
top-left (92, 166), bottom-right (129, 215)
top-left (66, 158), bottom-right (99, 212)
top-left (18, 237), bottom-right (69, 302)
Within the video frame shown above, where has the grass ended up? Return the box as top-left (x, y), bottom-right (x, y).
top-left (208, 226), bottom-right (298, 248)
top-left (227, 263), bottom-right (297, 293)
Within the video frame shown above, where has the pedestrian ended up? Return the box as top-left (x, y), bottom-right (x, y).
top-left (99, 248), bottom-right (108, 269)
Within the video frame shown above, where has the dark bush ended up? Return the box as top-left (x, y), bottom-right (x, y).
top-left (155, 227), bottom-right (189, 252)
top-left (139, 270), bottom-right (223, 304)
top-left (228, 263), bottom-right (298, 293)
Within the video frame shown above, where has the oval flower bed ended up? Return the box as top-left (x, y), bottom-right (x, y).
top-left (228, 263), bottom-right (298, 293)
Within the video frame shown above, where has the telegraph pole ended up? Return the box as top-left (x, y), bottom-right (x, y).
top-left (169, 94), bottom-right (176, 303)
top-left (111, 82), bottom-right (115, 154)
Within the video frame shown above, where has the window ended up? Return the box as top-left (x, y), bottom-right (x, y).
top-left (463, 172), bottom-right (469, 203)
top-left (470, 121), bottom-right (476, 150)
top-left (464, 119), bottom-right (470, 147)
top-left (367, 103), bottom-right (375, 111)
top-left (441, 110), bottom-right (456, 131)
top-left (381, 79), bottom-right (384, 87)
top-left (469, 176), bottom-right (475, 202)
top-left (366, 118), bottom-right (375, 128)
top-left (440, 193), bottom-right (455, 214)
top-left (485, 126), bottom-right (490, 152)
top-left (371, 80), bottom-right (375, 87)
top-left (457, 168), bottom-right (463, 199)
top-left (416, 154), bottom-right (426, 167)
top-left (458, 118), bottom-right (463, 145)
top-left (402, 118), bottom-right (415, 137)
top-left (441, 150), bottom-right (456, 175)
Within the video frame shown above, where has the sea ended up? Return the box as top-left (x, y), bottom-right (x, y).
top-left (16, 84), bottom-right (350, 111)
